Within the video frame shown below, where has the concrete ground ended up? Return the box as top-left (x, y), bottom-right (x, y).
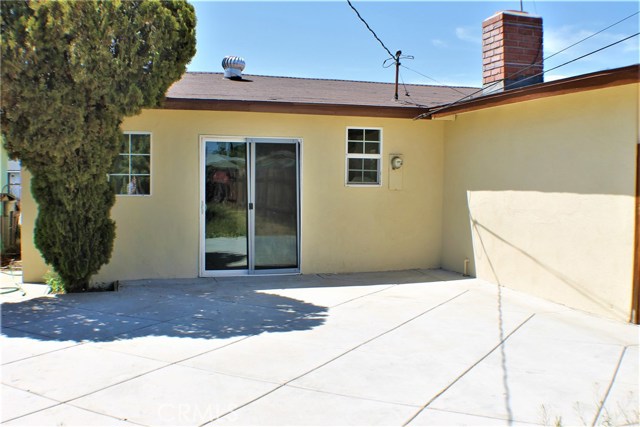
top-left (1, 269), bottom-right (638, 426)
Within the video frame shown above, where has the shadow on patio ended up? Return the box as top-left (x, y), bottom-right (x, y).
top-left (0, 279), bottom-right (330, 343)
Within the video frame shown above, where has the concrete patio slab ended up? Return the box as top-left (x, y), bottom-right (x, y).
top-left (208, 385), bottom-right (418, 426)
top-left (1, 297), bottom-right (73, 329)
top-left (2, 344), bottom-right (166, 401)
top-left (425, 349), bottom-right (621, 425)
top-left (2, 269), bottom-right (638, 426)
top-left (256, 283), bottom-right (394, 308)
top-left (180, 332), bottom-right (345, 384)
top-left (89, 318), bottom-right (250, 363)
top-left (406, 408), bottom-right (539, 426)
top-left (71, 364), bottom-right (278, 426)
top-left (0, 330), bottom-right (78, 364)
top-left (595, 345), bottom-right (640, 426)
top-left (7, 310), bottom-right (158, 341)
top-left (290, 346), bottom-right (474, 407)
top-left (3, 403), bottom-right (137, 426)
top-left (1, 385), bottom-right (58, 422)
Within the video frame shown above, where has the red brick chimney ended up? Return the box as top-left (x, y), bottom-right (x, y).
top-left (482, 11), bottom-right (543, 93)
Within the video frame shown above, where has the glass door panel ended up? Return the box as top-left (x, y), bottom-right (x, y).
top-left (253, 143), bottom-right (299, 270)
top-left (204, 141), bottom-right (248, 270)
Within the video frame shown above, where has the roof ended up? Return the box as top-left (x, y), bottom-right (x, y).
top-left (163, 73), bottom-right (478, 119)
top-left (161, 64), bottom-right (639, 120)
top-left (427, 64), bottom-right (639, 119)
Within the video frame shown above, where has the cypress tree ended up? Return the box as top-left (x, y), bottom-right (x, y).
top-left (1, 0), bottom-right (196, 291)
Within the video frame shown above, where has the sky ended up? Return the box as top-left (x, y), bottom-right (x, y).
top-left (187, 1), bottom-right (639, 88)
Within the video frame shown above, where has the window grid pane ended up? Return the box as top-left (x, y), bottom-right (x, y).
top-left (109, 133), bottom-right (151, 195)
top-left (364, 129), bottom-right (380, 142)
top-left (346, 128), bottom-right (381, 185)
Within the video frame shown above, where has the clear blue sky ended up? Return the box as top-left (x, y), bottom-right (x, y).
top-left (187, 1), bottom-right (639, 87)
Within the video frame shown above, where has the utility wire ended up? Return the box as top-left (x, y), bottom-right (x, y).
top-left (396, 69), bottom-right (433, 108)
top-left (416, 31), bottom-right (639, 119)
top-left (411, 10), bottom-right (640, 119)
top-left (347, 0), bottom-right (395, 61)
top-left (489, 9), bottom-right (640, 90)
top-left (500, 32), bottom-right (639, 93)
top-left (544, 10), bottom-right (638, 63)
top-left (400, 64), bottom-right (472, 96)
top-left (526, 32), bottom-right (639, 81)
top-left (398, 69), bottom-right (410, 97)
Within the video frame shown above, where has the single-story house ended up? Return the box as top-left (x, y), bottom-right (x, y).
top-left (18, 11), bottom-right (640, 323)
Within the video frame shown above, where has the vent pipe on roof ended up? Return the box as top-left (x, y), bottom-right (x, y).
top-left (222, 56), bottom-right (245, 80)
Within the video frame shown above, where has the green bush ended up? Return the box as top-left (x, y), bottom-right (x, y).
top-left (44, 270), bottom-right (66, 295)
top-left (1, 1), bottom-right (196, 292)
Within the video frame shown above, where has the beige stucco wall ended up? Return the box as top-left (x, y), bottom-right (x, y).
top-left (22, 110), bottom-right (444, 282)
top-left (441, 83), bottom-right (639, 322)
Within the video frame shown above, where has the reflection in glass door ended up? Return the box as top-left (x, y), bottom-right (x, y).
top-left (253, 143), bottom-right (298, 270)
top-left (201, 138), bottom-right (299, 275)
top-left (203, 141), bottom-right (248, 270)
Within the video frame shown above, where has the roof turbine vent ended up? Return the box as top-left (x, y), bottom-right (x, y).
top-left (222, 56), bottom-right (245, 80)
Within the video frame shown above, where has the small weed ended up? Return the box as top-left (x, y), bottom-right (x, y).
top-left (541, 405), bottom-right (563, 427)
top-left (44, 270), bottom-right (65, 294)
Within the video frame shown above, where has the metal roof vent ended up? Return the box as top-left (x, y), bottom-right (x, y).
top-left (222, 56), bottom-right (245, 80)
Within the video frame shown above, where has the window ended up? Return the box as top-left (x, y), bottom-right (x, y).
top-left (346, 127), bottom-right (382, 185)
top-left (109, 132), bottom-right (151, 195)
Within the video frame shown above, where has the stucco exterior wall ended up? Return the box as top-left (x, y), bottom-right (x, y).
top-left (441, 84), bottom-right (639, 321)
top-left (22, 110), bottom-right (444, 282)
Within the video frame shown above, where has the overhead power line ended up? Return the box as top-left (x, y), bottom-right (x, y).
top-left (346, 0), bottom-right (421, 101)
top-left (346, 0), bottom-right (475, 102)
top-left (544, 10), bottom-right (638, 64)
top-left (346, 0), bottom-right (395, 61)
top-left (404, 9), bottom-right (638, 109)
top-left (416, 31), bottom-right (640, 120)
top-left (400, 64), bottom-right (472, 96)
top-left (535, 32), bottom-right (639, 77)
top-left (407, 9), bottom-right (640, 119)
top-left (486, 9), bottom-right (640, 91)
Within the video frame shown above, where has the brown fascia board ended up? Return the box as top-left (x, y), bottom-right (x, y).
top-left (160, 98), bottom-right (427, 119)
top-left (428, 64), bottom-right (640, 119)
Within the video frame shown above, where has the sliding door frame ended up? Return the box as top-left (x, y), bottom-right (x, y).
top-left (199, 135), bottom-right (302, 277)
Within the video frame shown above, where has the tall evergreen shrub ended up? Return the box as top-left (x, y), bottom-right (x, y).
top-left (1, 0), bottom-right (196, 291)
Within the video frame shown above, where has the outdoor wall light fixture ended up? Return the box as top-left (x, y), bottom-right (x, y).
top-left (391, 155), bottom-right (404, 170)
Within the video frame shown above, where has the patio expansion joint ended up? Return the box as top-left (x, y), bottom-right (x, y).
top-left (58, 334), bottom-right (259, 405)
top-left (1, 382), bottom-right (144, 426)
top-left (1, 329), bottom-right (89, 366)
top-left (328, 283), bottom-right (399, 308)
top-left (1, 395), bottom-right (62, 425)
top-left (4, 302), bottom-right (166, 332)
top-left (199, 289), bottom-right (471, 426)
top-left (284, 383), bottom-right (422, 408)
top-left (401, 312), bottom-right (537, 427)
top-left (55, 295), bottom-right (332, 413)
top-left (416, 407), bottom-right (543, 426)
top-left (3, 398), bottom-right (146, 427)
top-left (591, 345), bottom-right (630, 426)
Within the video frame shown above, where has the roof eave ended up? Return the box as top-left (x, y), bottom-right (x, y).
top-left (160, 98), bottom-right (429, 119)
top-left (428, 64), bottom-right (640, 120)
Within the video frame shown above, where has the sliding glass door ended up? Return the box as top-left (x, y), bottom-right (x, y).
top-left (201, 138), bottom-right (300, 275)
top-left (203, 140), bottom-right (248, 271)
top-left (253, 142), bottom-right (299, 270)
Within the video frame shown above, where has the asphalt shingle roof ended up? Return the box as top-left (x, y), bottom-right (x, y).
top-left (166, 72), bottom-right (479, 110)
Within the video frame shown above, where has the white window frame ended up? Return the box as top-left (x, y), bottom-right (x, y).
top-left (345, 127), bottom-right (383, 187)
top-left (109, 131), bottom-right (152, 196)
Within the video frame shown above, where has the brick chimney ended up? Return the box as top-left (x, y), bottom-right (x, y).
top-left (482, 11), bottom-right (543, 94)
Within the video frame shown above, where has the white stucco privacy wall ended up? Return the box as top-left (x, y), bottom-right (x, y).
top-left (441, 83), bottom-right (638, 322)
